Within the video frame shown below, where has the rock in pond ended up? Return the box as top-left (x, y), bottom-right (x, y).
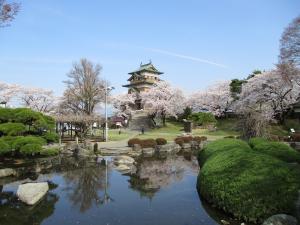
top-left (220, 219), bottom-right (230, 225)
top-left (262, 214), bottom-right (297, 225)
top-left (115, 164), bottom-right (131, 171)
top-left (182, 143), bottom-right (192, 150)
top-left (113, 155), bottom-right (135, 165)
top-left (0, 168), bottom-right (17, 178)
top-left (142, 148), bottom-right (155, 157)
top-left (17, 182), bottom-right (49, 205)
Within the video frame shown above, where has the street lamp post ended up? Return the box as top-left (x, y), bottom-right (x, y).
top-left (104, 84), bottom-right (114, 142)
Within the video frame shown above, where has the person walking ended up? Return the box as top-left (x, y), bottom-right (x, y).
top-left (141, 125), bottom-right (145, 135)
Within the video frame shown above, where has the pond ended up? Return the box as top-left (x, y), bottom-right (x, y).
top-left (0, 154), bottom-right (236, 225)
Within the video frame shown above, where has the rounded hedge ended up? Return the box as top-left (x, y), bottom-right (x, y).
top-left (0, 122), bottom-right (26, 136)
top-left (156, 138), bottom-right (167, 145)
top-left (140, 139), bottom-right (157, 148)
top-left (253, 141), bottom-right (300, 163)
top-left (198, 139), bottom-right (251, 167)
top-left (128, 138), bottom-right (141, 147)
top-left (40, 147), bottom-right (60, 156)
top-left (174, 137), bottom-right (184, 146)
top-left (197, 139), bottom-right (300, 223)
top-left (12, 136), bottom-right (46, 151)
top-left (193, 136), bottom-right (202, 144)
top-left (20, 143), bottom-right (42, 156)
top-left (43, 132), bottom-right (59, 144)
top-left (0, 140), bottom-right (11, 155)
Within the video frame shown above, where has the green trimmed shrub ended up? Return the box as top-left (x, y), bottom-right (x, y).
top-left (20, 143), bottom-right (42, 156)
top-left (12, 136), bottom-right (46, 151)
top-left (40, 147), bottom-right (59, 156)
top-left (0, 122), bottom-right (26, 136)
top-left (156, 138), bottom-right (167, 145)
top-left (253, 141), bottom-right (300, 163)
top-left (140, 139), bottom-right (157, 148)
top-left (0, 136), bottom-right (17, 149)
top-left (43, 132), bottom-right (59, 143)
top-left (0, 140), bottom-right (11, 155)
top-left (198, 148), bottom-right (300, 223)
top-left (128, 138), bottom-right (141, 147)
top-left (188, 112), bottom-right (217, 126)
top-left (0, 108), bottom-right (14, 123)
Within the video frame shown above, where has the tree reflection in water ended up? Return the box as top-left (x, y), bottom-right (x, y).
top-left (63, 158), bottom-right (112, 212)
top-left (129, 154), bottom-right (199, 199)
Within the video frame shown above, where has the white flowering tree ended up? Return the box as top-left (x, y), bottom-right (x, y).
top-left (187, 80), bottom-right (233, 117)
top-left (236, 70), bottom-right (300, 123)
top-left (20, 87), bottom-right (57, 114)
top-left (0, 81), bottom-right (22, 106)
top-left (111, 92), bottom-right (138, 116)
top-left (140, 81), bottom-right (185, 126)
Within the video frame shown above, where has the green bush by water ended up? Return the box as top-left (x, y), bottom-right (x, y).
top-left (20, 143), bottom-right (42, 156)
top-left (197, 138), bottom-right (300, 223)
top-left (43, 132), bottom-right (59, 144)
top-left (40, 147), bottom-right (60, 156)
top-left (0, 140), bottom-right (10, 155)
top-left (0, 122), bottom-right (26, 136)
top-left (12, 136), bottom-right (46, 151)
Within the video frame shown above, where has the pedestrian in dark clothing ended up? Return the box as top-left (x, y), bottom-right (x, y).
top-left (141, 126), bottom-right (145, 135)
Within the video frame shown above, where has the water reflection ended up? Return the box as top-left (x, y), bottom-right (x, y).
top-left (129, 154), bottom-right (199, 199)
top-left (63, 158), bottom-right (112, 212)
top-left (0, 154), bottom-right (235, 225)
top-left (0, 183), bottom-right (59, 225)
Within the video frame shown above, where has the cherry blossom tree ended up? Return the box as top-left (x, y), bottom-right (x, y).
top-left (20, 87), bottom-right (57, 114)
top-left (0, 81), bottom-right (22, 106)
top-left (236, 70), bottom-right (300, 123)
top-left (112, 92), bottom-right (137, 115)
top-left (187, 81), bottom-right (233, 117)
top-left (0, 0), bottom-right (20, 27)
top-left (140, 81), bottom-right (185, 126)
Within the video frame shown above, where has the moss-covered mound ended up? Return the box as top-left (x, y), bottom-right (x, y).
top-left (197, 139), bottom-right (251, 167)
top-left (197, 139), bottom-right (300, 223)
top-left (252, 140), bottom-right (300, 163)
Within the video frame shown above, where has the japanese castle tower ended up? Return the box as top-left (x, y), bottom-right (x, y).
top-left (123, 62), bottom-right (163, 94)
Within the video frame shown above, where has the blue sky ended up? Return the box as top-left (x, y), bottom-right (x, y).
top-left (0, 0), bottom-right (299, 95)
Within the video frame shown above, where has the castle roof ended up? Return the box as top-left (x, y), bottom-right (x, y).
top-left (128, 62), bottom-right (163, 75)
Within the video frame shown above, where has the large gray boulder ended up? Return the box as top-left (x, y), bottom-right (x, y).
top-left (113, 155), bottom-right (135, 165)
top-left (0, 168), bottom-right (17, 178)
top-left (262, 214), bottom-right (297, 225)
top-left (142, 148), bottom-right (155, 157)
top-left (17, 182), bottom-right (49, 205)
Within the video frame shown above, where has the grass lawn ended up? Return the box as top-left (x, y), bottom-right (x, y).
top-left (108, 129), bottom-right (135, 141)
top-left (139, 118), bottom-right (240, 141)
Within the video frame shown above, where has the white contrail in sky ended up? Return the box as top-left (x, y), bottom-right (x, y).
top-left (145, 47), bottom-right (228, 69)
